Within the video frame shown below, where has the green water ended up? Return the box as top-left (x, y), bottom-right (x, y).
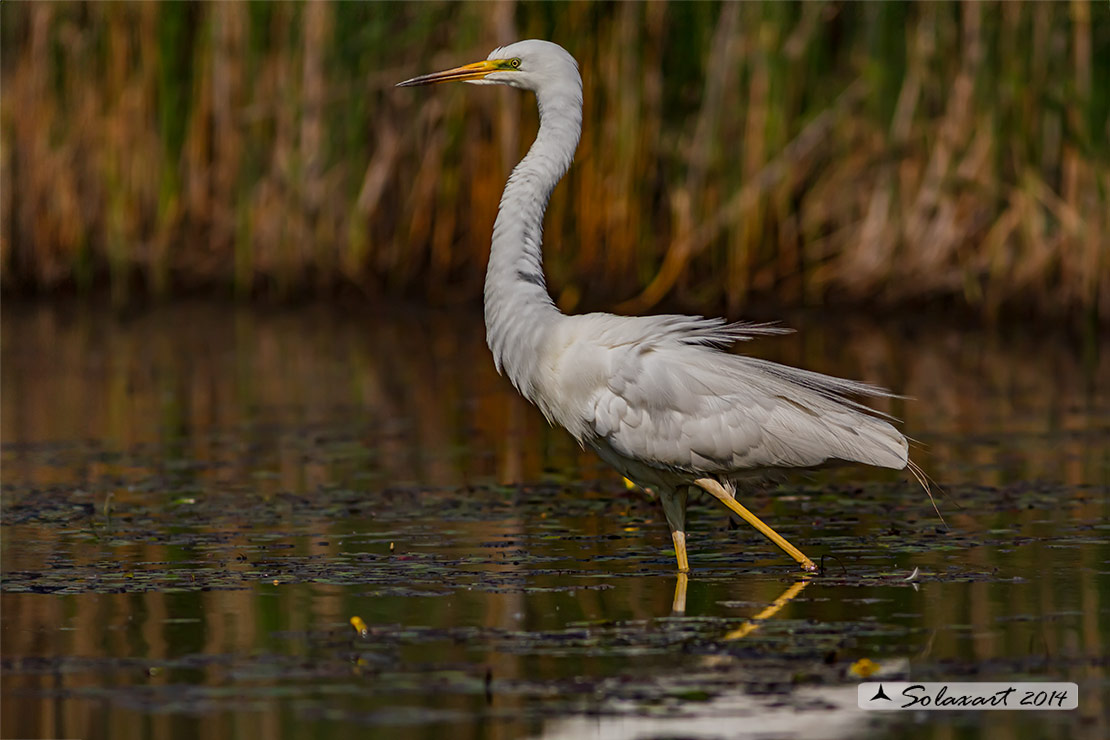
top-left (2, 302), bottom-right (1107, 739)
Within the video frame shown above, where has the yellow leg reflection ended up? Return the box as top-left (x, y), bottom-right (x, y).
top-left (723, 578), bottom-right (810, 641)
top-left (694, 477), bottom-right (817, 572)
top-left (672, 572), bottom-right (689, 614)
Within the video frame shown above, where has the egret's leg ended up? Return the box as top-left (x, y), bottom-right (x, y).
top-left (714, 483), bottom-right (743, 529)
top-left (694, 478), bottom-right (817, 572)
top-left (658, 487), bottom-right (690, 572)
top-left (670, 531), bottom-right (689, 572)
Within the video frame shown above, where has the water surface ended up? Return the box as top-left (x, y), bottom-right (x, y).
top-left (2, 302), bottom-right (1107, 739)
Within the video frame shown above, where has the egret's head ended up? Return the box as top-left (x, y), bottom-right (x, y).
top-left (397, 39), bottom-right (579, 94)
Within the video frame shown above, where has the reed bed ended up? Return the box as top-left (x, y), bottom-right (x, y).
top-left (1, 1), bottom-right (1106, 321)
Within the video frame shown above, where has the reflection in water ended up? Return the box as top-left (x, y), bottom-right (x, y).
top-left (2, 302), bottom-right (1107, 740)
top-left (538, 683), bottom-right (871, 740)
top-left (672, 572), bottom-right (688, 614)
top-left (4, 302), bottom-right (1105, 493)
top-left (721, 578), bottom-right (810, 641)
top-left (3, 303), bottom-right (1105, 490)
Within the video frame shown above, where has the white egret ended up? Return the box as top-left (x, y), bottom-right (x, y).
top-left (399, 40), bottom-right (917, 573)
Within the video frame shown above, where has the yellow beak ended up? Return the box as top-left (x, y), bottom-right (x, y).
top-left (397, 59), bottom-right (504, 87)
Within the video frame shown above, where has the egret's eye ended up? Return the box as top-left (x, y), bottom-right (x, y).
top-left (510, 58), bottom-right (521, 69)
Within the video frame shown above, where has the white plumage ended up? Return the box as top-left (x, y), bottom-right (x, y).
top-left (399, 40), bottom-right (910, 573)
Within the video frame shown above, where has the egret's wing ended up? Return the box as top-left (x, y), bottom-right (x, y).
top-left (605, 315), bottom-right (794, 348)
top-left (582, 316), bottom-right (907, 475)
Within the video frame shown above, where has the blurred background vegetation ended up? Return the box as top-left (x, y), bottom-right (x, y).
top-left (2, 1), bottom-right (1107, 321)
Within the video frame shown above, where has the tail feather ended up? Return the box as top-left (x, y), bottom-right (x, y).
top-left (741, 356), bottom-right (902, 417)
top-left (907, 458), bottom-right (948, 529)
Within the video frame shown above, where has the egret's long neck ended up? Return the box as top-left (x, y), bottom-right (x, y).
top-left (484, 78), bottom-right (582, 399)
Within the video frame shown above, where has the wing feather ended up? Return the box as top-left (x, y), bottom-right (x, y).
top-left (576, 315), bottom-right (907, 477)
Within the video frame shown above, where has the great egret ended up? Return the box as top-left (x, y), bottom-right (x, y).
top-left (399, 40), bottom-right (915, 573)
